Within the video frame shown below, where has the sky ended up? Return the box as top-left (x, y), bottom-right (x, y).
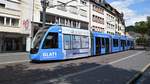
top-left (106, 0), bottom-right (150, 26)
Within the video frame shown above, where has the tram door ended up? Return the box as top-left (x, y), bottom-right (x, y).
top-left (122, 40), bottom-right (125, 50)
top-left (96, 37), bottom-right (101, 55)
top-left (105, 38), bottom-right (109, 53)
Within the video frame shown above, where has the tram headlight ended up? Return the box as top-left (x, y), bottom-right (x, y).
top-left (30, 48), bottom-right (38, 54)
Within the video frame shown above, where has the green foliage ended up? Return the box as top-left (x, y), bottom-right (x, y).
top-left (147, 17), bottom-right (150, 35)
top-left (136, 37), bottom-right (147, 45)
top-left (126, 16), bottom-right (150, 36)
top-left (134, 21), bottom-right (148, 36)
top-left (147, 16), bottom-right (150, 28)
top-left (126, 25), bottom-right (135, 32)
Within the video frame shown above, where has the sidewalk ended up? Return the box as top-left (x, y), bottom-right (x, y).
top-left (0, 52), bottom-right (28, 57)
top-left (0, 52), bottom-right (29, 64)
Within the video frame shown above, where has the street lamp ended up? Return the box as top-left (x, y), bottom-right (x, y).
top-left (41, 0), bottom-right (49, 27)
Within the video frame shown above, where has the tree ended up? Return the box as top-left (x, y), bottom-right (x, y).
top-left (126, 25), bottom-right (135, 32)
top-left (134, 21), bottom-right (148, 37)
top-left (147, 16), bottom-right (150, 35)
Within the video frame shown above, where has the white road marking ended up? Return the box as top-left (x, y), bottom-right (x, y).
top-left (0, 60), bottom-right (30, 65)
top-left (36, 51), bottom-right (145, 84)
top-left (108, 51), bottom-right (145, 64)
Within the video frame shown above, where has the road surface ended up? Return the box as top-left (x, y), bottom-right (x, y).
top-left (0, 50), bottom-right (149, 84)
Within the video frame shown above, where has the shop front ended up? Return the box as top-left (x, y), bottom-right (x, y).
top-left (0, 32), bottom-right (27, 52)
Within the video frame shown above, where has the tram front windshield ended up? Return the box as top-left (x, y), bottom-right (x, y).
top-left (32, 29), bottom-right (47, 50)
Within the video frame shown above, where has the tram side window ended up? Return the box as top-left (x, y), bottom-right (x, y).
top-left (81, 36), bottom-right (89, 48)
top-left (73, 35), bottom-right (81, 49)
top-left (113, 39), bottom-right (118, 47)
top-left (127, 40), bottom-right (130, 46)
top-left (64, 34), bottom-right (71, 49)
top-left (131, 41), bottom-right (133, 46)
top-left (42, 33), bottom-right (58, 49)
top-left (121, 40), bottom-right (123, 46)
top-left (101, 38), bottom-right (105, 48)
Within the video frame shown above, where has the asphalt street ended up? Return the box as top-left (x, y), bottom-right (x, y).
top-left (0, 50), bottom-right (149, 84)
top-left (135, 66), bottom-right (150, 84)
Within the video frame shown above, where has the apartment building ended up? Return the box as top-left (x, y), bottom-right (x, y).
top-left (104, 2), bottom-right (125, 35)
top-left (32, 0), bottom-right (89, 31)
top-left (89, 0), bottom-right (105, 33)
top-left (0, 0), bottom-right (33, 52)
top-left (89, 0), bottom-right (125, 35)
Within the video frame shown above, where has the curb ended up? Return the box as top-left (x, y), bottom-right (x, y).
top-left (126, 63), bottom-right (150, 84)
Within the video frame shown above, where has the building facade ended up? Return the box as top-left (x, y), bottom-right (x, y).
top-left (0, 0), bottom-right (33, 52)
top-left (0, 0), bottom-right (125, 52)
top-left (89, 0), bottom-right (105, 32)
top-left (104, 2), bottom-right (125, 35)
top-left (89, 0), bottom-right (125, 35)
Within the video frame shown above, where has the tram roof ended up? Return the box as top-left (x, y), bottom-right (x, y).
top-left (92, 32), bottom-right (111, 38)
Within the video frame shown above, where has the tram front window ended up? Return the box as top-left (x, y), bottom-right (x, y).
top-left (42, 32), bottom-right (58, 49)
top-left (32, 29), bottom-right (47, 49)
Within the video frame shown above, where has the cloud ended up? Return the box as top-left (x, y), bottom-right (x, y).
top-left (109, 0), bottom-right (148, 26)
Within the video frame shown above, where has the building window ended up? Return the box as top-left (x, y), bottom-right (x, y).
top-left (7, 0), bottom-right (21, 3)
top-left (94, 0), bottom-right (101, 3)
top-left (80, 0), bottom-right (87, 5)
top-left (0, 16), bottom-right (4, 25)
top-left (57, 1), bottom-right (67, 11)
top-left (11, 18), bottom-right (19, 27)
top-left (92, 26), bottom-right (104, 32)
top-left (0, 16), bottom-right (19, 27)
top-left (6, 17), bottom-right (10, 26)
top-left (69, 6), bottom-right (77, 14)
top-left (40, 13), bottom-right (56, 24)
top-left (45, 14), bottom-right (55, 24)
top-left (42, 32), bottom-right (58, 49)
top-left (92, 15), bottom-right (104, 24)
top-left (72, 20), bottom-right (76, 28)
top-left (80, 22), bottom-right (88, 30)
top-left (0, 3), bottom-right (5, 8)
top-left (93, 5), bottom-right (104, 14)
top-left (60, 17), bottom-right (65, 25)
top-left (80, 9), bottom-right (87, 17)
top-left (40, 13), bottom-right (86, 29)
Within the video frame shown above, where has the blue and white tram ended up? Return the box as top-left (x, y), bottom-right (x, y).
top-left (111, 34), bottom-right (120, 52)
top-left (130, 39), bottom-right (134, 49)
top-left (30, 25), bottom-right (134, 61)
top-left (120, 36), bottom-right (127, 51)
top-left (92, 32), bottom-right (111, 56)
top-left (127, 37), bottom-right (131, 50)
top-left (127, 37), bottom-right (134, 49)
top-left (30, 25), bottom-right (90, 61)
